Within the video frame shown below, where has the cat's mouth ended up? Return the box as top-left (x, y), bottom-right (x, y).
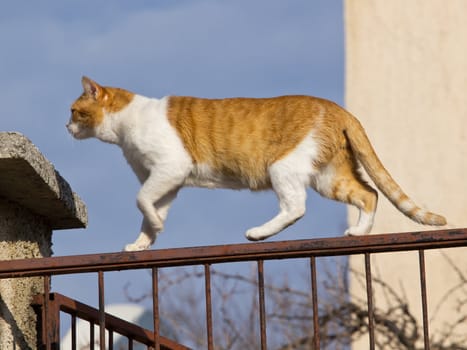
top-left (66, 123), bottom-right (88, 139)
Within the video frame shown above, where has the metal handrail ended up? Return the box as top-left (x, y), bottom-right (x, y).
top-left (0, 228), bottom-right (465, 278)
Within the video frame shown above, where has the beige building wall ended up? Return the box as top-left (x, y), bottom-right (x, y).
top-left (345, 1), bottom-right (467, 348)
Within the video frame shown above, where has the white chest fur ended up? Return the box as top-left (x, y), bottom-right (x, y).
top-left (100, 95), bottom-right (193, 184)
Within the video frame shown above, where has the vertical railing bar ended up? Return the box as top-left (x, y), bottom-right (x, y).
top-left (98, 270), bottom-right (106, 350)
top-left (204, 264), bottom-right (214, 350)
top-left (419, 250), bottom-right (430, 350)
top-left (257, 260), bottom-right (267, 350)
top-left (51, 295), bottom-right (61, 350)
top-left (310, 256), bottom-right (320, 349)
top-left (90, 321), bottom-right (95, 350)
top-left (43, 275), bottom-right (51, 350)
top-left (152, 267), bottom-right (161, 350)
top-left (71, 314), bottom-right (77, 350)
top-left (128, 337), bottom-right (133, 350)
top-left (108, 330), bottom-right (113, 350)
top-left (365, 253), bottom-right (375, 350)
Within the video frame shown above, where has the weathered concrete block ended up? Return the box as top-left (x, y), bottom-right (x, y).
top-left (0, 132), bottom-right (87, 349)
top-left (0, 132), bottom-right (87, 229)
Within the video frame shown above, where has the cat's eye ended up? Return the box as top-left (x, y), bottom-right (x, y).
top-left (71, 109), bottom-right (88, 122)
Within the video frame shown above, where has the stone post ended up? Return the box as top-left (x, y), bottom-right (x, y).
top-left (0, 132), bottom-right (87, 349)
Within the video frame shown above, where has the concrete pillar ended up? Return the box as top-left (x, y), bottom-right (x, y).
top-left (0, 132), bottom-right (87, 349)
top-left (345, 1), bottom-right (467, 348)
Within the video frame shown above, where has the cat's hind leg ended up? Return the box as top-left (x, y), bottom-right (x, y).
top-left (342, 183), bottom-right (377, 235)
top-left (324, 165), bottom-right (378, 235)
top-left (245, 167), bottom-right (307, 241)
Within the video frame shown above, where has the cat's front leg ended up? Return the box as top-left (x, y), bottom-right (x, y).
top-left (124, 218), bottom-right (158, 252)
top-left (124, 173), bottom-right (184, 252)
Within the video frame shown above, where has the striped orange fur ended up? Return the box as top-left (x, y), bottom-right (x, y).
top-left (166, 95), bottom-right (332, 189)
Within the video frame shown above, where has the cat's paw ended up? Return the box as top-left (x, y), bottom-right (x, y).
top-left (344, 226), bottom-right (367, 236)
top-left (124, 242), bottom-right (149, 252)
top-left (245, 227), bottom-right (267, 241)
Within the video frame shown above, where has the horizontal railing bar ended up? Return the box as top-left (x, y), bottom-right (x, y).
top-left (1, 229), bottom-right (466, 278)
top-left (32, 293), bottom-right (191, 350)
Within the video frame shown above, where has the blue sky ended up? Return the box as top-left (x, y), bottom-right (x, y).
top-left (0, 0), bottom-right (345, 325)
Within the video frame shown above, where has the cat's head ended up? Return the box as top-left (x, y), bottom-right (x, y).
top-left (67, 77), bottom-right (133, 139)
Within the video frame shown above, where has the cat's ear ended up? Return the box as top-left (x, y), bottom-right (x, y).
top-left (82, 76), bottom-right (102, 99)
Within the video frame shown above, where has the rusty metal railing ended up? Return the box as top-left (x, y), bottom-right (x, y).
top-left (31, 292), bottom-right (189, 350)
top-left (1, 228), bottom-right (466, 349)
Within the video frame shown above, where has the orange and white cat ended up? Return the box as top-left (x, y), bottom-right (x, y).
top-left (67, 77), bottom-right (446, 251)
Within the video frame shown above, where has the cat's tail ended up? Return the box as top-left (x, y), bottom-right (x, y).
top-left (344, 114), bottom-right (446, 226)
